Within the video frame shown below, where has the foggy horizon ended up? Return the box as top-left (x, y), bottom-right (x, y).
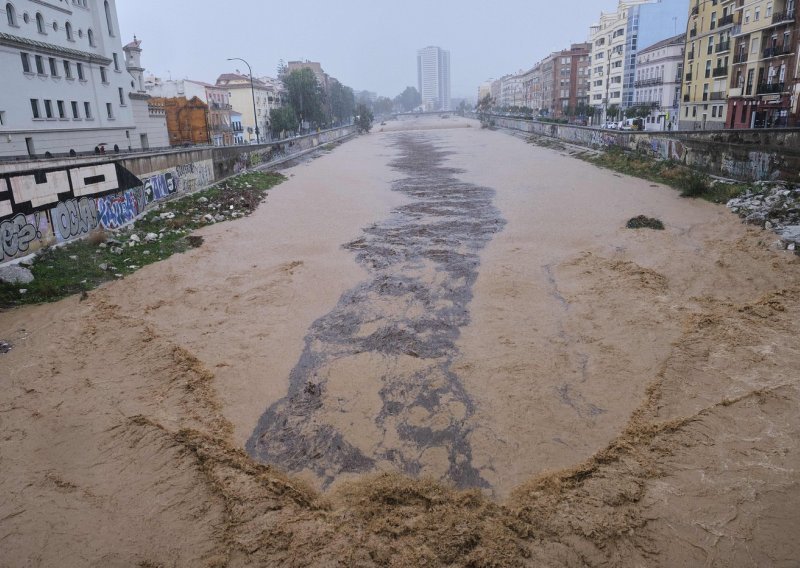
top-left (117, 0), bottom-right (621, 100)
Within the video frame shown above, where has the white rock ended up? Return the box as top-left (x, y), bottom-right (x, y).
top-left (144, 232), bottom-right (158, 242)
top-left (19, 289), bottom-right (27, 294)
top-left (0, 265), bottom-right (34, 285)
top-left (129, 234), bottom-right (141, 243)
top-left (198, 197), bottom-right (209, 204)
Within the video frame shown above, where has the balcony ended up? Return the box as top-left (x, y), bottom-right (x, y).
top-left (690, 27), bottom-right (698, 38)
top-left (685, 72), bottom-right (693, 81)
top-left (683, 93), bottom-right (690, 102)
top-left (716, 41), bottom-right (731, 53)
top-left (719, 13), bottom-right (736, 26)
top-left (634, 77), bottom-right (664, 88)
top-left (733, 52), bottom-right (748, 63)
top-left (756, 82), bottom-right (786, 94)
top-left (702, 92), bottom-right (709, 101)
top-left (634, 100), bottom-right (662, 108)
top-left (712, 66), bottom-right (729, 77)
top-left (772, 9), bottom-right (796, 24)
top-left (763, 45), bottom-right (793, 58)
top-left (710, 91), bottom-right (726, 100)
top-left (687, 50), bottom-right (695, 60)
top-left (691, 5), bottom-right (699, 16)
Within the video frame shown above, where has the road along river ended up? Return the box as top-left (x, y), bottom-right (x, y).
top-left (1, 116), bottom-right (798, 566)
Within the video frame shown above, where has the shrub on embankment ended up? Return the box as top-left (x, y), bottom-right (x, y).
top-left (0, 171), bottom-right (285, 309)
top-left (581, 147), bottom-right (748, 203)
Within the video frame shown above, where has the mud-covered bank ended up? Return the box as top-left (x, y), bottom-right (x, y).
top-left (247, 132), bottom-right (505, 489)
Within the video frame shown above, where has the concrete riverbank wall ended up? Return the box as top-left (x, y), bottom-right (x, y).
top-left (0, 126), bottom-right (356, 264)
top-left (492, 116), bottom-right (800, 184)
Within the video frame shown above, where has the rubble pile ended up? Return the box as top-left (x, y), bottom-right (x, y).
top-left (726, 181), bottom-right (800, 252)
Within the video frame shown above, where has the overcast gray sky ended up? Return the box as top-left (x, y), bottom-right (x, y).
top-left (117, 0), bottom-right (615, 100)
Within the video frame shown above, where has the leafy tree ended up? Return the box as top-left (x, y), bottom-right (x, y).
top-left (373, 96), bottom-right (394, 115)
top-left (269, 106), bottom-right (299, 136)
top-left (457, 100), bottom-right (469, 116)
top-left (606, 104), bottom-right (620, 122)
top-left (476, 94), bottom-right (494, 126)
top-left (329, 81), bottom-right (355, 125)
top-left (355, 103), bottom-right (374, 133)
top-left (283, 68), bottom-right (326, 127)
top-left (394, 86), bottom-right (422, 112)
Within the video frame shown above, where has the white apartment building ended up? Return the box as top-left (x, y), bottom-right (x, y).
top-left (589, 4), bottom-right (642, 122)
top-left (633, 34), bottom-right (685, 130)
top-left (588, 0), bottom-right (687, 124)
top-left (417, 46), bottom-right (451, 111)
top-left (0, 0), bottom-right (165, 157)
top-left (500, 72), bottom-right (526, 108)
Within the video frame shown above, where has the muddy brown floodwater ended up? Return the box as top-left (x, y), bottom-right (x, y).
top-left (1, 116), bottom-right (799, 567)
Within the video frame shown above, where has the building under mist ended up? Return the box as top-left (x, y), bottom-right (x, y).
top-left (417, 46), bottom-right (451, 112)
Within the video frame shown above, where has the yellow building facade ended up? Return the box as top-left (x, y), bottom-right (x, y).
top-left (680, 0), bottom-right (741, 129)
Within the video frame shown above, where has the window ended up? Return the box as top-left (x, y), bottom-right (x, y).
top-left (84, 102), bottom-right (92, 119)
top-left (112, 52), bottom-right (119, 71)
top-left (63, 60), bottom-right (72, 79)
top-left (30, 99), bottom-right (40, 119)
top-left (49, 57), bottom-right (58, 76)
top-left (118, 87), bottom-right (125, 105)
top-left (71, 101), bottom-right (79, 118)
top-left (20, 52), bottom-right (30, 73)
top-left (35, 55), bottom-right (44, 75)
top-left (44, 99), bottom-right (52, 118)
top-left (6, 2), bottom-right (16, 26)
top-left (100, 66), bottom-right (107, 83)
top-left (35, 12), bottom-right (44, 34)
top-left (65, 21), bottom-right (72, 41)
top-left (87, 28), bottom-right (94, 47)
top-left (755, 7), bottom-right (760, 21)
top-left (77, 62), bottom-right (84, 80)
top-left (104, 1), bottom-right (114, 36)
top-left (57, 100), bottom-right (65, 118)
top-left (106, 102), bottom-right (113, 118)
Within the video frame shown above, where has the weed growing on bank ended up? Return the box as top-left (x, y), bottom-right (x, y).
top-left (581, 147), bottom-right (748, 203)
top-left (0, 171), bottom-right (285, 309)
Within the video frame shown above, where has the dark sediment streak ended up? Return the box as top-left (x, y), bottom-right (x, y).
top-left (246, 133), bottom-right (506, 489)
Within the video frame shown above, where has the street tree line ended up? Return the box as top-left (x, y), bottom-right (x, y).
top-left (269, 68), bottom-right (360, 137)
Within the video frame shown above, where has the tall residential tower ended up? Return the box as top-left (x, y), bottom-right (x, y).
top-left (417, 46), bottom-right (451, 111)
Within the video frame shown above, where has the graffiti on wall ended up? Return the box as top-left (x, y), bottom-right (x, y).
top-left (720, 151), bottom-right (778, 181)
top-left (51, 197), bottom-right (100, 241)
top-left (97, 190), bottom-right (143, 229)
top-left (0, 212), bottom-right (50, 260)
top-left (0, 156), bottom-right (217, 262)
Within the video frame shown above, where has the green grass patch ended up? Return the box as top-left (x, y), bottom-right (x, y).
top-left (580, 147), bottom-right (748, 203)
top-left (0, 171), bottom-right (285, 309)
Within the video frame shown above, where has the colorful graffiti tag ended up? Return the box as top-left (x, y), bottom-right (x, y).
top-left (1, 157), bottom-right (217, 263)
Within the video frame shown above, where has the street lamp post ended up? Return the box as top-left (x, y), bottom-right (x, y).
top-left (227, 57), bottom-right (260, 144)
